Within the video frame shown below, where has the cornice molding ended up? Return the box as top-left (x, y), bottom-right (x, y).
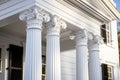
top-left (100, 0), bottom-right (120, 20)
top-left (62, 0), bottom-right (111, 23)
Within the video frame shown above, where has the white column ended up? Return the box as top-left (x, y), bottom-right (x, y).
top-left (75, 29), bottom-right (89, 80)
top-left (19, 7), bottom-right (50, 80)
top-left (88, 35), bottom-right (102, 80)
top-left (46, 16), bottom-right (67, 80)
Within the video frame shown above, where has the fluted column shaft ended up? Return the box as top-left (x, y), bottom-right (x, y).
top-left (46, 16), bottom-right (67, 80)
top-left (76, 30), bottom-right (89, 80)
top-left (46, 29), bottom-right (61, 80)
top-left (25, 20), bottom-right (42, 80)
top-left (19, 7), bottom-right (50, 80)
top-left (88, 36), bottom-right (102, 80)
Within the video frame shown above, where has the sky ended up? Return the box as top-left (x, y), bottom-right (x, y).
top-left (114, 0), bottom-right (120, 11)
top-left (113, 0), bottom-right (120, 29)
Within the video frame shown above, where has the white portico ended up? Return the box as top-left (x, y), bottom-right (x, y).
top-left (18, 6), bottom-right (105, 80)
top-left (0, 0), bottom-right (120, 80)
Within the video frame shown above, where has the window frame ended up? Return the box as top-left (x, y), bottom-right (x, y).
top-left (101, 64), bottom-right (114, 80)
top-left (107, 65), bottom-right (114, 80)
top-left (101, 23), bottom-right (112, 46)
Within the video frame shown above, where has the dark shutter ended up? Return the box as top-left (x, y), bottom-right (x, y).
top-left (8, 45), bottom-right (23, 80)
top-left (101, 64), bottom-right (108, 80)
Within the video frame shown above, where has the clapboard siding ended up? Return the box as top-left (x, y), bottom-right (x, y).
top-left (61, 50), bottom-right (76, 80)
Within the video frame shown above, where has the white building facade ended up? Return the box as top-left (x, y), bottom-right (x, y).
top-left (0, 0), bottom-right (120, 80)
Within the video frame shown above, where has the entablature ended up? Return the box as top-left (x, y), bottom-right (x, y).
top-left (0, 0), bottom-right (34, 20)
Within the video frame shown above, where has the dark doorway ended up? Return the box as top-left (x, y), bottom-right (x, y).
top-left (8, 45), bottom-right (23, 80)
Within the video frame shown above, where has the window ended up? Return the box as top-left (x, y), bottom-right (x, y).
top-left (107, 66), bottom-right (113, 80)
top-left (101, 23), bottom-right (112, 45)
top-left (101, 64), bottom-right (114, 80)
top-left (0, 48), bottom-right (2, 72)
top-left (42, 55), bottom-right (46, 80)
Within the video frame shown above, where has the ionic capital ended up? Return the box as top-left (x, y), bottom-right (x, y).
top-left (75, 29), bottom-right (88, 46)
top-left (88, 35), bottom-right (103, 50)
top-left (70, 29), bottom-right (88, 39)
top-left (46, 15), bottom-right (67, 36)
top-left (19, 6), bottom-right (50, 30)
top-left (76, 29), bottom-right (88, 40)
top-left (90, 35), bottom-right (103, 45)
top-left (19, 6), bottom-right (50, 22)
top-left (69, 29), bottom-right (88, 46)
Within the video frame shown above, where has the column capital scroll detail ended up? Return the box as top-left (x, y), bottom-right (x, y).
top-left (88, 35), bottom-right (103, 51)
top-left (19, 6), bottom-right (50, 22)
top-left (46, 15), bottom-right (67, 36)
top-left (19, 6), bottom-right (50, 30)
top-left (76, 29), bottom-right (88, 40)
top-left (70, 29), bottom-right (89, 46)
top-left (90, 35), bottom-right (104, 45)
top-left (76, 29), bottom-right (88, 46)
top-left (70, 29), bottom-right (89, 40)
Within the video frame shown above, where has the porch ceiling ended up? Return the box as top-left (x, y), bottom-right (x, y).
top-left (0, 20), bottom-right (26, 40)
top-left (0, 15), bottom-right (78, 42)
